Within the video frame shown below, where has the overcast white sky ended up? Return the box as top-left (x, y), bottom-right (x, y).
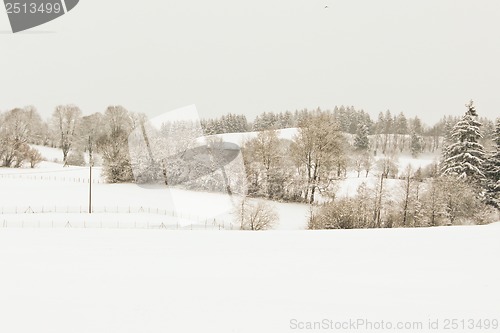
top-left (1, 0), bottom-right (499, 124)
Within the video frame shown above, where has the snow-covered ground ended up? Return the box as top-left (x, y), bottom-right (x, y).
top-left (334, 151), bottom-right (440, 199)
top-left (1, 144), bottom-right (498, 333)
top-left (0, 143), bottom-right (445, 229)
top-left (0, 160), bottom-right (309, 230)
top-left (31, 145), bottom-right (65, 163)
top-left (30, 144), bottom-right (101, 165)
top-left (397, 152), bottom-right (439, 171)
top-left (0, 225), bottom-right (498, 333)
top-left (204, 127), bottom-right (299, 146)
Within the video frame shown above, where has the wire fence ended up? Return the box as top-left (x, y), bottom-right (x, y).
top-left (0, 173), bottom-right (103, 183)
top-left (0, 205), bottom-right (235, 230)
top-left (0, 205), bottom-right (201, 216)
top-left (0, 218), bottom-right (234, 230)
top-left (0, 171), bottom-right (238, 230)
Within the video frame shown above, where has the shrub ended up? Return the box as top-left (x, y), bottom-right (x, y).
top-left (66, 151), bottom-right (86, 166)
top-left (237, 200), bottom-right (278, 231)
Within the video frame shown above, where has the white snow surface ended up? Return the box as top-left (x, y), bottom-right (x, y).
top-left (397, 153), bottom-right (439, 171)
top-left (0, 226), bottom-right (498, 333)
top-left (31, 145), bottom-right (65, 163)
top-left (203, 127), bottom-right (299, 146)
top-left (0, 162), bottom-right (308, 230)
top-left (1, 145), bottom-right (499, 333)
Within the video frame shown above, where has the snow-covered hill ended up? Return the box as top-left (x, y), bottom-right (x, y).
top-left (30, 145), bottom-right (101, 166)
top-left (202, 127), bottom-right (299, 146)
top-left (31, 145), bottom-right (65, 163)
top-left (0, 164), bottom-right (308, 230)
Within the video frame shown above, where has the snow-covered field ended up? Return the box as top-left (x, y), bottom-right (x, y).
top-left (397, 152), bottom-right (439, 171)
top-left (31, 144), bottom-right (100, 165)
top-left (0, 142), bottom-right (454, 230)
top-left (1, 146), bottom-right (499, 333)
top-left (31, 144), bottom-right (65, 163)
top-left (205, 127), bottom-right (299, 146)
top-left (0, 225), bottom-right (499, 333)
top-left (0, 159), bottom-right (309, 230)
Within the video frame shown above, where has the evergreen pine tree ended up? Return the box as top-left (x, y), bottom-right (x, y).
top-left (441, 100), bottom-right (485, 182)
top-left (483, 118), bottom-right (500, 208)
top-left (410, 131), bottom-right (423, 157)
top-left (442, 120), bottom-right (454, 148)
top-left (354, 124), bottom-right (370, 151)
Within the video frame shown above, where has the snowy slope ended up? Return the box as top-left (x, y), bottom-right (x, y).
top-left (0, 168), bottom-right (309, 230)
top-left (0, 226), bottom-right (498, 333)
top-left (203, 127), bottom-right (299, 145)
top-left (397, 153), bottom-right (439, 171)
top-left (31, 145), bottom-right (64, 163)
top-left (30, 145), bottom-right (101, 166)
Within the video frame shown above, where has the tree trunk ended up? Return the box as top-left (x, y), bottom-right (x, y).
top-left (373, 173), bottom-right (384, 228)
top-left (402, 173), bottom-right (411, 227)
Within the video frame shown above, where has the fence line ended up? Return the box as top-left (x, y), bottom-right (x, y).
top-left (1, 205), bottom-right (213, 218)
top-left (0, 174), bottom-right (236, 230)
top-left (0, 218), bottom-right (234, 230)
top-left (0, 173), bottom-right (103, 184)
top-left (0, 205), bottom-right (233, 230)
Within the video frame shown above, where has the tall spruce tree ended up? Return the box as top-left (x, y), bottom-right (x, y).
top-left (410, 131), bottom-right (423, 157)
top-left (483, 118), bottom-right (500, 208)
top-left (354, 124), bottom-right (370, 151)
top-left (441, 100), bottom-right (485, 182)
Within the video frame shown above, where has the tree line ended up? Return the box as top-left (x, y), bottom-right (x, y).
top-left (0, 102), bottom-right (498, 228)
top-left (306, 101), bottom-right (499, 229)
top-left (0, 105), bottom-right (138, 184)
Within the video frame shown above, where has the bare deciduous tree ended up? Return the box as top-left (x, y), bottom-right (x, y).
top-left (52, 104), bottom-right (82, 166)
top-left (237, 199), bottom-right (278, 231)
top-left (244, 129), bottom-right (286, 198)
top-left (98, 106), bottom-right (135, 183)
top-left (291, 111), bottom-right (344, 204)
top-left (0, 107), bottom-right (41, 167)
top-left (79, 112), bottom-right (105, 164)
top-left (27, 147), bottom-right (43, 168)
